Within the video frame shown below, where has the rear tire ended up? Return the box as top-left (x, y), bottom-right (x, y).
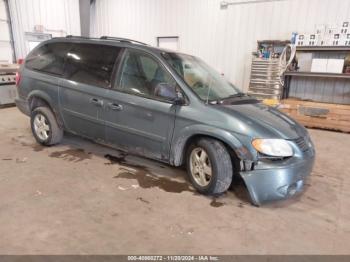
top-left (186, 138), bottom-right (233, 195)
top-left (30, 106), bottom-right (63, 146)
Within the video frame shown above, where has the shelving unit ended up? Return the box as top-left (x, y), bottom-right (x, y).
top-left (247, 40), bottom-right (290, 100)
top-left (280, 46), bottom-right (350, 133)
top-left (283, 46), bottom-right (350, 104)
top-left (284, 71), bottom-right (350, 79)
top-left (295, 46), bottom-right (350, 51)
top-left (248, 58), bottom-right (283, 99)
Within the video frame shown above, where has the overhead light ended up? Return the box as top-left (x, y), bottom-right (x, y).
top-left (220, 1), bottom-right (229, 9)
top-left (67, 52), bottom-right (81, 60)
top-left (220, 0), bottom-right (288, 9)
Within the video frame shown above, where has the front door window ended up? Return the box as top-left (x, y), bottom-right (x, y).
top-left (118, 49), bottom-right (177, 101)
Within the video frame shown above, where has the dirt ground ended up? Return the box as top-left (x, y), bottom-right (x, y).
top-left (0, 106), bottom-right (349, 254)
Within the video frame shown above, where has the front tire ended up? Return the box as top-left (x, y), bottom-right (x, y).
top-left (30, 106), bottom-right (63, 146)
top-left (186, 138), bottom-right (233, 195)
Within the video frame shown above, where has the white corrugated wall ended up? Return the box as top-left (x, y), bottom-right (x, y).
top-left (90, 0), bottom-right (350, 91)
top-left (0, 0), bottom-right (13, 63)
top-left (8, 0), bottom-right (81, 60)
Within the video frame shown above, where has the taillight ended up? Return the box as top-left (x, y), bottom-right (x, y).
top-left (16, 58), bottom-right (23, 87)
top-left (15, 72), bottom-right (21, 87)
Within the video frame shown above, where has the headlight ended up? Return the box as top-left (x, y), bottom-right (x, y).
top-left (252, 139), bottom-right (293, 157)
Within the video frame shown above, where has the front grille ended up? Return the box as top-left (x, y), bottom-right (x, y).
top-left (293, 137), bottom-right (309, 152)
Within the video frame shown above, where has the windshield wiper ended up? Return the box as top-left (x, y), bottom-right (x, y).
top-left (207, 93), bottom-right (247, 104)
top-left (221, 93), bottom-right (247, 100)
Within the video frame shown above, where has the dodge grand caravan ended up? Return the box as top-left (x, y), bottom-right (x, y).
top-left (15, 36), bottom-right (315, 205)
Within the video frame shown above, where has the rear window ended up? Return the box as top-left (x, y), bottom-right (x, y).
top-left (25, 43), bottom-right (70, 75)
top-left (64, 43), bottom-right (122, 88)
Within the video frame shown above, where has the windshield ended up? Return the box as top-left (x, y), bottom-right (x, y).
top-left (162, 52), bottom-right (242, 101)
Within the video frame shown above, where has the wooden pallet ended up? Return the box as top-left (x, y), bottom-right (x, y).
top-left (278, 99), bottom-right (350, 133)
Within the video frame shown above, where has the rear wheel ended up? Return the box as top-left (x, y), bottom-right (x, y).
top-left (30, 106), bottom-right (63, 146)
top-left (186, 138), bottom-right (233, 195)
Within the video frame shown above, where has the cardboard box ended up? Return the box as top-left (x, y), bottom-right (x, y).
top-left (326, 24), bottom-right (340, 36)
top-left (340, 33), bottom-right (350, 46)
top-left (315, 24), bottom-right (326, 45)
top-left (327, 59), bottom-right (344, 73)
top-left (297, 22), bottom-right (350, 47)
top-left (297, 53), bottom-right (313, 71)
top-left (331, 33), bottom-right (341, 45)
top-left (311, 59), bottom-right (344, 73)
top-left (308, 34), bottom-right (319, 46)
top-left (315, 24), bottom-right (326, 35)
top-left (340, 21), bottom-right (349, 34)
top-left (311, 59), bottom-right (328, 72)
top-left (296, 34), bottom-right (319, 46)
top-left (317, 34), bottom-right (331, 46)
top-left (296, 34), bottom-right (308, 46)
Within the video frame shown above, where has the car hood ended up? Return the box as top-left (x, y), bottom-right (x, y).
top-left (215, 102), bottom-right (307, 139)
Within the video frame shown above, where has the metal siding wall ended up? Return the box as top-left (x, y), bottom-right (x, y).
top-left (0, 0), bottom-right (13, 63)
top-left (8, 0), bottom-right (81, 59)
top-left (289, 77), bottom-right (350, 105)
top-left (90, 0), bottom-right (350, 91)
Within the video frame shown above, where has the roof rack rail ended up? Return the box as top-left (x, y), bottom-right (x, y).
top-left (66, 35), bottom-right (99, 40)
top-left (100, 36), bottom-right (148, 46)
top-left (65, 35), bottom-right (149, 46)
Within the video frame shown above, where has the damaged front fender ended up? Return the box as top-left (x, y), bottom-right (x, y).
top-left (170, 124), bottom-right (256, 166)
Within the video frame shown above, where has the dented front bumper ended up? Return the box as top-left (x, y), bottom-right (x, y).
top-left (240, 149), bottom-right (315, 206)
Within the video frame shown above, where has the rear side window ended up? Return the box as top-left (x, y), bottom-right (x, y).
top-left (25, 43), bottom-right (70, 75)
top-left (64, 43), bottom-right (121, 88)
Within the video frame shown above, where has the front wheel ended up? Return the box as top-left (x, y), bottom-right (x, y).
top-left (186, 138), bottom-right (233, 195)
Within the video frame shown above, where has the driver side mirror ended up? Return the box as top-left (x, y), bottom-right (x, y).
top-left (174, 89), bottom-right (186, 105)
top-left (155, 83), bottom-right (185, 105)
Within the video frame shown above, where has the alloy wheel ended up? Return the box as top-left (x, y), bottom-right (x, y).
top-left (189, 147), bottom-right (212, 187)
top-left (33, 113), bottom-right (50, 141)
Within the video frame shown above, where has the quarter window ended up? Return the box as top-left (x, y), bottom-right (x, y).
top-left (64, 43), bottom-right (121, 88)
top-left (25, 43), bottom-right (70, 75)
top-left (119, 49), bottom-right (177, 101)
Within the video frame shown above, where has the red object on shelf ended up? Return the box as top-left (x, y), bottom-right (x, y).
top-left (344, 66), bottom-right (350, 74)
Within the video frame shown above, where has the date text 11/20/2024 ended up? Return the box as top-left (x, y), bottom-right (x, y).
top-left (127, 256), bottom-right (219, 261)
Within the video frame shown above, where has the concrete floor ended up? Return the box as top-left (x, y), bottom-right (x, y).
top-left (0, 107), bottom-right (349, 255)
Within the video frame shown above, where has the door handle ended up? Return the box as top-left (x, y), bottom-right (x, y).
top-left (90, 98), bottom-right (104, 107)
top-left (108, 103), bottom-right (123, 111)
